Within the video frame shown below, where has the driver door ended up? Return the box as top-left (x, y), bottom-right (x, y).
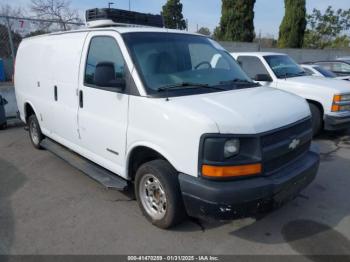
top-left (236, 56), bottom-right (276, 87)
top-left (77, 32), bottom-right (129, 177)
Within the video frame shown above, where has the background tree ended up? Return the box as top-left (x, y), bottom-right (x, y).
top-left (162, 0), bottom-right (187, 30)
top-left (278, 0), bottom-right (306, 48)
top-left (30, 0), bottom-right (82, 31)
top-left (0, 24), bottom-right (22, 58)
top-left (214, 0), bottom-right (256, 42)
top-left (0, 4), bottom-right (24, 58)
top-left (197, 27), bottom-right (211, 36)
top-left (0, 4), bottom-right (26, 30)
top-left (303, 6), bottom-right (350, 49)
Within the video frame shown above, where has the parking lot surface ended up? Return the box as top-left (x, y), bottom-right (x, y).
top-left (0, 126), bottom-right (350, 256)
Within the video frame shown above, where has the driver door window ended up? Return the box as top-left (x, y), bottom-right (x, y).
top-left (84, 36), bottom-right (125, 91)
top-left (237, 56), bottom-right (270, 80)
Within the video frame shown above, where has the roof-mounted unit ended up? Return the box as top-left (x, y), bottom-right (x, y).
top-left (85, 8), bottom-right (164, 28)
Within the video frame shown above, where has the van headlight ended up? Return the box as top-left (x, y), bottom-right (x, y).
top-left (224, 139), bottom-right (240, 158)
top-left (200, 136), bottom-right (261, 179)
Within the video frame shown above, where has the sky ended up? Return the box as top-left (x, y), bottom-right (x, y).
top-left (2, 0), bottom-right (350, 38)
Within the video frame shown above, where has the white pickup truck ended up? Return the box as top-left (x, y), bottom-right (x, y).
top-left (14, 9), bottom-right (320, 229)
top-left (231, 52), bottom-right (350, 135)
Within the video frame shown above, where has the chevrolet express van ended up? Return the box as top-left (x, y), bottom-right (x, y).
top-left (14, 9), bottom-right (320, 229)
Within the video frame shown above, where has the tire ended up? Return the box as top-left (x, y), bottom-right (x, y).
top-left (28, 115), bottom-right (44, 149)
top-left (0, 122), bottom-right (7, 130)
top-left (135, 159), bottom-right (186, 229)
top-left (309, 103), bottom-right (322, 136)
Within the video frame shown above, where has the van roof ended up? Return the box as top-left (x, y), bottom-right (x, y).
top-left (24, 26), bottom-right (201, 41)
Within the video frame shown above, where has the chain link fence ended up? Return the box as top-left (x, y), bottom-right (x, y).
top-left (1, 15), bottom-right (350, 82)
top-left (0, 15), bottom-right (84, 81)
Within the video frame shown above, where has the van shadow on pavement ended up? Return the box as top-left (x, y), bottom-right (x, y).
top-left (227, 131), bottom-right (350, 258)
top-left (0, 158), bottom-right (26, 254)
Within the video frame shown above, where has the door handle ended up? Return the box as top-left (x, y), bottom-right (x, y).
top-left (79, 90), bottom-right (83, 108)
top-left (54, 86), bottom-right (58, 101)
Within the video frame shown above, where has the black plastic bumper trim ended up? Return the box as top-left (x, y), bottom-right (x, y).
top-left (179, 149), bottom-right (320, 220)
top-left (324, 114), bottom-right (350, 131)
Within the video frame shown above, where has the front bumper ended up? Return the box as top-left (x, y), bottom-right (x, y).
top-left (179, 149), bottom-right (320, 221)
top-left (324, 112), bottom-right (350, 131)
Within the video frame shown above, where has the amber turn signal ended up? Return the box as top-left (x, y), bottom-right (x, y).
top-left (202, 163), bottom-right (262, 178)
top-left (333, 95), bottom-right (342, 103)
top-left (332, 104), bottom-right (340, 112)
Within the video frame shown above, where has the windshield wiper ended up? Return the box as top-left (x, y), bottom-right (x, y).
top-left (282, 72), bottom-right (306, 78)
top-left (158, 82), bottom-right (225, 92)
top-left (219, 79), bottom-right (257, 86)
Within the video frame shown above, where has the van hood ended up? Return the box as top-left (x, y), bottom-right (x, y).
top-left (282, 76), bottom-right (350, 93)
top-left (170, 87), bottom-right (310, 134)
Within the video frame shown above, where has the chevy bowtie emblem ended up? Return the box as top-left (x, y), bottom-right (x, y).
top-left (289, 139), bottom-right (300, 150)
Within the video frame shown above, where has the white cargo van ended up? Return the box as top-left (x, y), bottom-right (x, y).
top-left (15, 9), bottom-right (320, 228)
top-left (231, 52), bottom-right (350, 135)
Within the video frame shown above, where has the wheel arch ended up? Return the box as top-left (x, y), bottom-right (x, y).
top-left (126, 143), bottom-right (178, 181)
top-left (306, 99), bottom-right (324, 117)
top-left (23, 101), bottom-right (38, 123)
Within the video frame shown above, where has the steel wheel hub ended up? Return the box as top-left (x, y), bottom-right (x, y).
top-left (139, 174), bottom-right (167, 220)
top-left (30, 120), bottom-right (39, 145)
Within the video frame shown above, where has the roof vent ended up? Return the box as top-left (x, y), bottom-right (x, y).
top-left (85, 8), bottom-right (164, 28)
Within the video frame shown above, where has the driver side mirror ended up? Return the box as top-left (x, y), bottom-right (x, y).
top-left (94, 62), bottom-right (126, 91)
top-left (255, 74), bottom-right (272, 82)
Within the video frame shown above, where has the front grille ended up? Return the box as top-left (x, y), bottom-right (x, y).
top-left (263, 141), bottom-right (311, 174)
top-left (261, 119), bottom-right (312, 147)
top-left (261, 118), bottom-right (313, 175)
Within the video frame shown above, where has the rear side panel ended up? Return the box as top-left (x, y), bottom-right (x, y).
top-left (49, 32), bottom-right (88, 145)
top-left (15, 32), bottom-right (88, 142)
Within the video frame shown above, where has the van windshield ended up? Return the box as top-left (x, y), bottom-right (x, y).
top-left (123, 32), bottom-right (256, 96)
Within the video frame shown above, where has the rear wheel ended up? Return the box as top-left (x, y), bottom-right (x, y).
top-left (28, 115), bottom-right (44, 149)
top-left (135, 160), bottom-right (186, 229)
top-left (309, 103), bottom-right (322, 136)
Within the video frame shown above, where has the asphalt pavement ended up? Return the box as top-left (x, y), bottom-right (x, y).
top-left (0, 126), bottom-right (350, 257)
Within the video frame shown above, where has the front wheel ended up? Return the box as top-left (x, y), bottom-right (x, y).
top-left (135, 160), bottom-right (186, 229)
top-left (28, 115), bottom-right (44, 149)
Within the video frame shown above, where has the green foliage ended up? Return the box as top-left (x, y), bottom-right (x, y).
top-left (278, 0), bottom-right (306, 48)
top-left (162, 0), bottom-right (187, 30)
top-left (214, 0), bottom-right (256, 42)
top-left (197, 27), bottom-right (211, 36)
top-left (303, 6), bottom-right (350, 49)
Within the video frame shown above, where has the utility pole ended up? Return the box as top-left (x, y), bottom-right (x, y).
top-left (129, 0), bottom-right (131, 10)
top-left (108, 2), bottom-right (114, 8)
top-left (5, 17), bottom-right (15, 62)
